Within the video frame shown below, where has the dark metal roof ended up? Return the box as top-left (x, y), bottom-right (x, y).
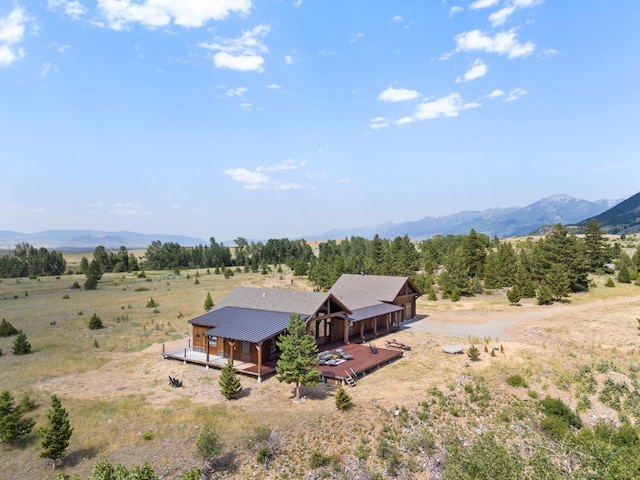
top-left (194, 306), bottom-right (309, 343)
top-left (215, 287), bottom-right (339, 315)
top-left (348, 303), bottom-right (404, 322)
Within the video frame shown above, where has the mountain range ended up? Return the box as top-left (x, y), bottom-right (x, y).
top-left (2, 193), bottom-right (638, 251)
top-left (310, 194), bottom-right (622, 240)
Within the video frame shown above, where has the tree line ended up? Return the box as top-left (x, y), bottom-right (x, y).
top-left (0, 243), bottom-right (66, 278)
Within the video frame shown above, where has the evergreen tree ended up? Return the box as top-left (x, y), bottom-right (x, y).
top-left (532, 224), bottom-right (589, 293)
top-left (506, 286), bottom-right (522, 305)
top-left (195, 425), bottom-right (224, 461)
top-left (536, 284), bottom-right (553, 305)
top-left (545, 264), bottom-right (571, 301)
top-left (0, 318), bottom-right (18, 337)
top-left (462, 229), bottom-right (488, 279)
top-left (439, 247), bottom-right (471, 297)
top-left (204, 292), bottom-right (214, 312)
top-left (11, 330), bottom-right (31, 355)
top-left (0, 390), bottom-right (35, 445)
top-left (582, 219), bottom-right (611, 272)
top-left (79, 256), bottom-right (89, 274)
top-left (84, 259), bottom-right (102, 290)
top-left (467, 345), bottom-right (481, 361)
top-left (276, 314), bottom-right (321, 400)
top-left (87, 313), bottom-right (104, 330)
top-left (219, 358), bottom-right (242, 400)
top-left (617, 263), bottom-right (632, 283)
top-left (39, 394), bottom-right (73, 470)
top-left (335, 383), bottom-right (352, 411)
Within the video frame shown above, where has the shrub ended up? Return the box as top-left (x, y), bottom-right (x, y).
top-left (605, 277), bottom-right (616, 288)
top-left (142, 431), bottom-right (154, 441)
top-left (309, 451), bottom-right (332, 468)
top-left (62, 294), bottom-right (70, 300)
top-left (146, 297), bottom-right (158, 308)
top-left (506, 374), bottom-right (529, 388)
top-left (257, 447), bottom-right (270, 465)
top-left (70, 281), bottom-right (80, 289)
top-left (335, 383), bottom-right (352, 411)
top-left (538, 396), bottom-right (582, 440)
top-left (196, 425), bottom-right (223, 460)
top-left (88, 313), bottom-right (104, 330)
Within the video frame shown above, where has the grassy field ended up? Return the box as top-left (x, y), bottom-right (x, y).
top-left (1, 252), bottom-right (640, 479)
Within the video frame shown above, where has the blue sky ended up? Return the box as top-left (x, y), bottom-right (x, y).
top-left (1, 1), bottom-right (638, 242)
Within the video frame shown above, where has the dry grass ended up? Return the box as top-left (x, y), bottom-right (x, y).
top-left (1, 261), bottom-right (640, 478)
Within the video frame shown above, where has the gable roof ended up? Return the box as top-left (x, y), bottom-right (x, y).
top-left (215, 287), bottom-right (349, 316)
top-left (191, 306), bottom-right (303, 343)
top-left (329, 274), bottom-right (418, 310)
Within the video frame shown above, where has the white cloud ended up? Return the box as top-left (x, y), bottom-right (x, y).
top-left (456, 58), bottom-right (488, 83)
top-left (225, 160), bottom-right (308, 189)
top-left (378, 87), bottom-right (420, 102)
top-left (0, 7), bottom-right (27, 67)
top-left (267, 83), bottom-right (281, 89)
top-left (489, 0), bottom-right (542, 27)
top-left (485, 88), bottom-right (504, 98)
top-left (597, 163), bottom-right (622, 172)
top-left (226, 86), bottom-right (247, 97)
top-left (258, 159), bottom-right (306, 172)
top-left (109, 202), bottom-right (150, 216)
top-left (470, 0), bottom-right (498, 9)
top-left (214, 52), bottom-right (264, 72)
top-left (56, 44), bottom-right (70, 53)
top-left (201, 24), bottom-right (269, 73)
top-left (449, 6), bottom-right (464, 16)
top-left (384, 93), bottom-right (478, 127)
top-left (392, 15), bottom-right (404, 22)
top-left (239, 102), bottom-right (253, 109)
top-left (96, 0), bottom-right (251, 29)
top-left (41, 62), bottom-right (59, 76)
top-left (275, 183), bottom-right (302, 191)
top-left (284, 55), bottom-right (293, 64)
top-left (489, 7), bottom-right (516, 27)
top-left (224, 168), bottom-right (269, 189)
top-left (456, 29), bottom-right (535, 58)
top-left (293, 0), bottom-right (302, 7)
top-left (48, 0), bottom-right (87, 19)
top-left (504, 87), bottom-right (527, 101)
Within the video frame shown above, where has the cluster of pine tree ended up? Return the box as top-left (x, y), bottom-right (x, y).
top-left (0, 243), bottom-right (67, 278)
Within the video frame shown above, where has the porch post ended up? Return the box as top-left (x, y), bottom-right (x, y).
top-left (256, 342), bottom-right (263, 383)
top-left (344, 317), bottom-right (349, 344)
top-left (360, 321), bottom-right (364, 340)
top-left (374, 316), bottom-right (378, 337)
top-left (228, 340), bottom-right (236, 366)
top-left (386, 313), bottom-right (390, 332)
top-left (206, 336), bottom-right (210, 363)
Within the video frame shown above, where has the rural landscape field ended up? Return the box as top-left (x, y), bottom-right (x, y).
top-left (1, 233), bottom-right (640, 479)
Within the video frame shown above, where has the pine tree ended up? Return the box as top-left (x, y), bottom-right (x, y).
top-left (506, 285), bottom-right (522, 305)
top-left (219, 358), bottom-right (242, 400)
top-left (87, 313), bottom-right (103, 330)
top-left (39, 395), bottom-right (73, 470)
top-left (467, 345), bottom-right (481, 361)
top-left (0, 390), bottom-right (35, 445)
top-left (11, 330), bottom-right (31, 355)
top-left (618, 263), bottom-right (632, 283)
top-left (536, 284), bottom-right (554, 305)
top-left (335, 383), bottom-right (352, 411)
top-left (204, 292), bottom-right (214, 312)
top-left (276, 314), bottom-right (322, 400)
top-left (0, 318), bottom-right (18, 337)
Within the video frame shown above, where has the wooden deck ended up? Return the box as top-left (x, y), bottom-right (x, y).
top-left (316, 342), bottom-right (404, 383)
top-left (162, 328), bottom-right (406, 383)
top-left (161, 347), bottom-right (275, 380)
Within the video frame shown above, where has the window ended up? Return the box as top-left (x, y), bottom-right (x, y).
top-left (209, 336), bottom-right (217, 347)
top-left (242, 342), bottom-right (250, 355)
